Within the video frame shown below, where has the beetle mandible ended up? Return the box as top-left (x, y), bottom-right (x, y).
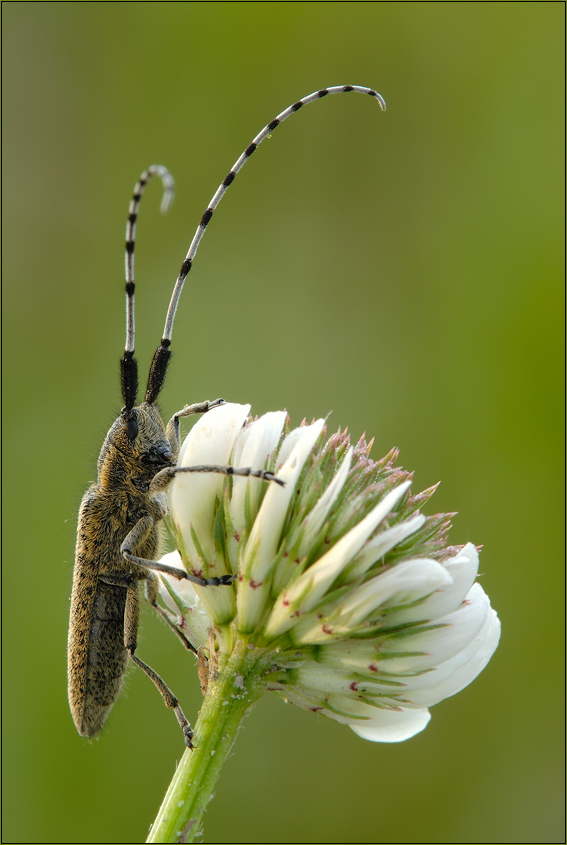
top-left (67, 85), bottom-right (387, 748)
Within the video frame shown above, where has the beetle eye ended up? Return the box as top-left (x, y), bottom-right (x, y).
top-left (126, 417), bottom-right (138, 439)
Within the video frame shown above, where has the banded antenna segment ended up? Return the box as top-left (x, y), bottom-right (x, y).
top-left (163, 85), bottom-right (385, 345)
top-left (121, 165), bottom-right (174, 411)
top-left (144, 85), bottom-right (386, 405)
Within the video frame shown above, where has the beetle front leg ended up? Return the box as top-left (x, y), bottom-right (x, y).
top-left (166, 397), bottom-right (226, 458)
top-left (150, 464), bottom-right (284, 495)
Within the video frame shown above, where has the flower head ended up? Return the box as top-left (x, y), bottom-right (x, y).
top-left (160, 403), bottom-right (500, 742)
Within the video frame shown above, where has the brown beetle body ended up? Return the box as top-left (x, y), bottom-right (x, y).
top-left (68, 403), bottom-right (173, 738)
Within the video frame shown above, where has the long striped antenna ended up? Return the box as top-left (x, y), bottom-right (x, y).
top-left (144, 85), bottom-right (386, 404)
top-left (120, 165), bottom-right (174, 411)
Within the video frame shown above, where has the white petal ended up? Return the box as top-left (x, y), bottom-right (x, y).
top-left (177, 402), bottom-right (250, 466)
top-left (289, 558), bottom-right (453, 645)
top-left (298, 447), bottom-right (353, 558)
top-left (303, 481), bottom-right (413, 606)
top-left (271, 448), bottom-right (355, 599)
top-left (243, 418), bottom-right (325, 580)
top-left (349, 707), bottom-right (431, 742)
top-left (169, 402), bottom-right (250, 562)
top-left (380, 582), bottom-right (491, 673)
top-left (390, 543), bottom-right (480, 624)
top-left (406, 607), bottom-right (501, 706)
top-left (264, 481), bottom-right (412, 639)
top-left (236, 419), bottom-right (325, 633)
top-left (276, 423), bottom-right (315, 468)
top-left (321, 696), bottom-right (431, 742)
top-left (158, 550), bottom-right (191, 610)
top-left (337, 558), bottom-right (453, 628)
top-left (229, 411), bottom-right (287, 535)
top-left (157, 552), bottom-right (212, 650)
top-left (347, 514), bottom-right (426, 579)
top-left (168, 403), bottom-right (250, 621)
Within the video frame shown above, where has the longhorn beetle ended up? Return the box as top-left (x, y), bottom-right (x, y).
top-left (67, 85), bottom-right (387, 748)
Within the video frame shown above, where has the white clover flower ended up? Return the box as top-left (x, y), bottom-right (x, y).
top-left (159, 403), bottom-right (500, 743)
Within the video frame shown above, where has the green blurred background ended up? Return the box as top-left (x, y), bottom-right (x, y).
top-left (3, 3), bottom-right (564, 843)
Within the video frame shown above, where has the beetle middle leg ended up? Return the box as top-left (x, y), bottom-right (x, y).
top-left (120, 514), bottom-right (237, 587)
top-left (103, 569), bottom-right (200, 652)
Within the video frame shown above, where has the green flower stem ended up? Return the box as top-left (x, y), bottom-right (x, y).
top-left (147, 636), bottom-right (265, 844)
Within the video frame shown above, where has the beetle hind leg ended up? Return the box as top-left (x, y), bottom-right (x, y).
top-left (128, 650), bottom-right (194, 748)
top-left (124, 586), bottom-right (195, 748)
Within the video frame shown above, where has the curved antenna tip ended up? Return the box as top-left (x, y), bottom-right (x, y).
top-left (160, 188), bottom-right (174, 215)
top-left (157, 168), bottom-right (175, 214)
top-left (161, 84), bottom-right (386, 344)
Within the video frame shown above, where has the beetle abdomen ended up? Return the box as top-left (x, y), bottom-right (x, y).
top-left (71, 581), bottom-right (129, 738)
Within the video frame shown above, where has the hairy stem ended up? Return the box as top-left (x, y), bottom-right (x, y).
top-left (147, 637), bottom-right (265, 843)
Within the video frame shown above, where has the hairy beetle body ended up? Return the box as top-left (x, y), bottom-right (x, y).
top-left (68, 404), bottom-right (169, 737)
